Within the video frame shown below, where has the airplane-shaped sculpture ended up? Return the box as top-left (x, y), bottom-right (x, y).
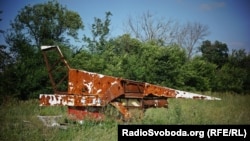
top-left (39, 46), bottom-right (221, 121)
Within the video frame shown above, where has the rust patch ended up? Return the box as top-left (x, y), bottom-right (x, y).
top-left (144, 83), bottom-right (176, 97)
top-left (68, 69), bottom-right (124, 102)
top-left (110, 102), bottom-right (131, 121)
top-left (68, 107), bottom-right (105, 121)
top-left (143, 99), bottom-right (168, 108)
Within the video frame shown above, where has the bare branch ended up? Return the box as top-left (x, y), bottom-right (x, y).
top-left (124, 11), bottom-right (178, 45)
top-left (176, 22), bottom-right (210, 59)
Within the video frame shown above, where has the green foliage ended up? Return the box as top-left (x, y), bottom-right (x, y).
top-left (200, 40), bottom-right (229, 68)
top-left (7, 51), bottom-right (50, 99)
top-left (1, 36), bottom-right (50, 99)
top-left (70, 50), bottom-right (106, 73)
top-left (1, 1), bottom-right (82, 99)
top-left (101, 34), bottom-right (143, 78)
top-left (76, 34), bottom-right (189, 88)
top-left (197, 41), bottom-right (250, 93)
top-left (10, 0), bottom-right (83, 46)
top-left (228, 49), bottom-right (250, 92)
top-left (180, 57), bottom-right (217, 91)
top-left (213, 63), bottom-right (247, 93)
top-left (83, 11), bottom-right (112, 54)
top-left (148, 44), bottom-right (187, 87)
top-left (0, 45), bottom-right (12, 71)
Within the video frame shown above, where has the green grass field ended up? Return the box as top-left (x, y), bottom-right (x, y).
top-left (0, 92), bottom-right (249, 141)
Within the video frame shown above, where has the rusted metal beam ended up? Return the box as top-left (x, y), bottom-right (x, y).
top-left (41, 46), bottom-right (70, 94)
top-left (41, 46), bottom-right (70, 70)
top-left (110, 102), bottom-right (131, 120)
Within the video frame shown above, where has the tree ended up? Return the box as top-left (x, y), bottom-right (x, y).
top-left (228, 49), bottom-right (250, 93)
top-left (180, 57), bottom-right (217, 91)
top-left (0, 10), bottom-right (4, 34)
top-left (70, 11), bottom-right (113, 76)
top-left (0, 11), bottom-right (11, 72)
top-left (0, 45), bottom-right (11, 72)
top-left (146, 44), bottom-right (187, 87)
top-left (2, 1), bottom-right (83, 99)
top-left (199, 40), bottom-right (228, 68)
top-left (108, 34), bottom-right (145, 81)
top-left (124, 12), bottom-right (210, 60)
top-left (0, 10), bottom-right (14, 98)
top-left (124, 11), bottom-right (177, 45)
top-left (83, 11), bottom-right (112, 54)
top-left (213, 64), bottom-right (247, 93)
top-left (8, 0), bottom-right (83, 48)
top-left (176, 22), bottom-right (210, 60)
top-left (229, 49), bottom-right (248, 68)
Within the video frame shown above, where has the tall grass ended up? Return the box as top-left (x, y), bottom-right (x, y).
top-left (0, 92), bottom-right (249, 141)
top-left (142, 92), bottom-right (250, 124)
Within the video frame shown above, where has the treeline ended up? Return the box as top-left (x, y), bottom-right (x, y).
top-left (0, 1), bottom-right (249, 100)
top-left (71, 36), bottom-right (250, 94)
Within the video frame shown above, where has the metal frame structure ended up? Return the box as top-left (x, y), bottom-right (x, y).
top-left (39, 45), bottom-right (221, 121)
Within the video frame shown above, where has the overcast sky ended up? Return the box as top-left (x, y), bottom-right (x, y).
top-left (0, 0), bottom-right (249, 52)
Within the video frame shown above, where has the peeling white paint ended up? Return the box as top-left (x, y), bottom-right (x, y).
top-left (97, 98), bottom-right (101, 106)
top-left (111, 81), bottom-right (117, 85)
top-left (92, 98), bottom-right (96, 104)
top-left (41, 46), bottom-right (55, 50)
top-left (80, 70), bottom-right (97, 77)
top-left (68, 82), bottom-right (74, 92)
top-left (98, 74), bottom-right (104, 78)
top-left (62, 99), bottom-right (68, 106)
top-left (83, 82), bottom-right (93, 93)
top-left (131, 101), bottom-right (140, 107)
top-left (81, 98), bottom-right (86, 104)
top-left (175, 90), bottom-right (221, 100)
top-left (92, 98), bottom-right (102, 105)
top-left (67, 100), bottom-right (74, 106)
top-left (40, 94), bottom-right (104, 106)
top-left (97, 89), bottom-right (102, 94)
top-left (49, 95), bottom-right (62, 105)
